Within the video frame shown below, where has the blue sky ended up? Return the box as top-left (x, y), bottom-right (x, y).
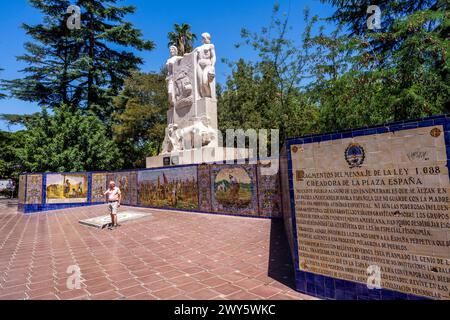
top-left (0, 0), bottom-right (334, 131)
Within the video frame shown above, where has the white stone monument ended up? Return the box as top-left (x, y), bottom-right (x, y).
top-left (146, 33), bottom-right (250, 168)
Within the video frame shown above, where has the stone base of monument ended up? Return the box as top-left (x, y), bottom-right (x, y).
top-left (146, 147), bottom-right (253, 168)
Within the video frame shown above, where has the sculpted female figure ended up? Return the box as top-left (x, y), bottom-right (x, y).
top-left (166, 46), bottom-right (182, 106)
top-left (195, 33), bottom-right (216, 98)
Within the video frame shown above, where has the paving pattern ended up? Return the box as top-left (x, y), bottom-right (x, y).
top-left (0, 200), bottom-right (314, 300)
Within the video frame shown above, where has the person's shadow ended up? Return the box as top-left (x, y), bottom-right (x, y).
top-left (267, 218), bottom-right (297, 290)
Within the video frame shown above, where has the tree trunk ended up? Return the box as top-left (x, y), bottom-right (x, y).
top-left (87, 12), bottom-right (95, 109)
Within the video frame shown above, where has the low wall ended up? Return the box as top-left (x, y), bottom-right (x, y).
top-left (18, 162), bottom-right (282, 219)
top-left (285, 115), bottom-right (450, 300)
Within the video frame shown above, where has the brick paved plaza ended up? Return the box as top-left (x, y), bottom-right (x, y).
top-left (0, 199), bottom-right (314, 300)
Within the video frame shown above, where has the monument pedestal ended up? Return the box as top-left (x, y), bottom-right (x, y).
top-left (154, 33), bottom-right (240, 169)
top-left (196, 98), bottom-right (218, 129)
top-left (146, 147), bottom-right (252, 168)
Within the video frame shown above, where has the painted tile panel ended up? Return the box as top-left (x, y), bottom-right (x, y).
top-left (26, 174), bottom-right (43, 205)
top-left (138, 166), bottom-right (199, 210)
top-left (211, 164), bottom-right (258, 216)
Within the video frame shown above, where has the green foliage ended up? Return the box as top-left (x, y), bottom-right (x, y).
top-left (2, 0), bottom-right (154, 123)
top-left (308, 2), bottom-right (449, 131)
top-left (219, 6), bottom-right (320, 141)
top-left (218, 60), bottom-right (319, 139)
top-left (16, 105), bottom-right (123, 173)
top-left (113, 71), bottom-right (168, 168)
top-left (377, 8), bottom-right (450, 118)
top-left (0, 131), bottom-right (25, 179)
top-left (1, 113), bottom-right (41, 127)
top-left (168, 23), bottom-right (197, 55)
top-left (220, 2), bottom-right (448, 139)
top-left (321, 0), bottom-right (443, 36)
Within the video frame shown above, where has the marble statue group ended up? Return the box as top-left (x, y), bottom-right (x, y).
top-left (161, 32), bottom-right (218, 155)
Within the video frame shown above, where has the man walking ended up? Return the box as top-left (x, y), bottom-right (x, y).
top-left (104, 181), bottom-right (121, 230)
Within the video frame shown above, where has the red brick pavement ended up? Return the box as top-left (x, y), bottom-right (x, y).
top-left (0, 200), bottom-right (315, 300)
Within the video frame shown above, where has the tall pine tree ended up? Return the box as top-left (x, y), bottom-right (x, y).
top-left (320, 0), bottom-right (449, 119)
top-left (3, 0), bottom-right (154, 123)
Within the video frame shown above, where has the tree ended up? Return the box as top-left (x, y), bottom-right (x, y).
top-left (219, 5), bottom-right (319, 142)
top-left (312, 0), bottom-right (449, 126)
top-left (378, 8), bottom-right (450, 118)
top-left (3, 0), bottom-right (154, 124)
top-left (113, 71), bottom-right (168, 168)
top-left (167, 23), bottom-right (197, 55)
top-left (303, 19), bottom-right (388, 131)
top-left (3, 0), bottom-right (79, 110)
top-left (16, 105), bottom-right (123, 173)
top-left (78, 0), bottom-right (154, 122)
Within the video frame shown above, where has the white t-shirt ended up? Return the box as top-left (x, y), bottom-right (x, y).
top-left (105, 187), bottom-right (121, 202)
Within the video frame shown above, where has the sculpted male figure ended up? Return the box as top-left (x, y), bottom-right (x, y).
top-left (166, 46), bottom-right (182, 106)
top-left (195, 33), bottom-right (216, 98)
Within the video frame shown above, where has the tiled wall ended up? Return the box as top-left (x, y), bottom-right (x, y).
top-left (210, 164), bottom-right (259, 216)
top-left (107, 171), bottom-right (138, 206)
top-left (91, 173), bottom-right (107, 204)
top-left (46, 173), bottom-right (88, 205)
top-left (284, 115), bottom-right (450, 300)
top-left (198, 165), bottom-right (212, 212)
top-left (18, 162), bottom-right (282, 219)
top-left (279, 150), bottom-right (295, 262)
top-left (257, 163), bottom-right (282, 218)
top-left (137, 165), bottom-right (199, 211)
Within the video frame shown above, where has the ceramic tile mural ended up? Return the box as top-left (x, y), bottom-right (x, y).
top-left (46, 174), bottom-right (88, 204)
top-left (286, 116), bottom-right (450, 300)
top-left (198, 165), bottom-right (212, 212)
top-left (128, 172), bottom-right (138, 206)
top-left (211, 164), bottom-right (258, 216)
top-left (91, 173), bottom-right (107, 203)
top-left (18, 175), bottom-right (26, 205)
top-left (20, 163), bottom-right (283, 218)
top-left (138, 166), bottom-right (199, 210)
top-left (26, 174), bottom-right (43, 204)
top-left (257, 163), bottom-right (281, 218)
top-left (107, 172), bottom-right (137, 206)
